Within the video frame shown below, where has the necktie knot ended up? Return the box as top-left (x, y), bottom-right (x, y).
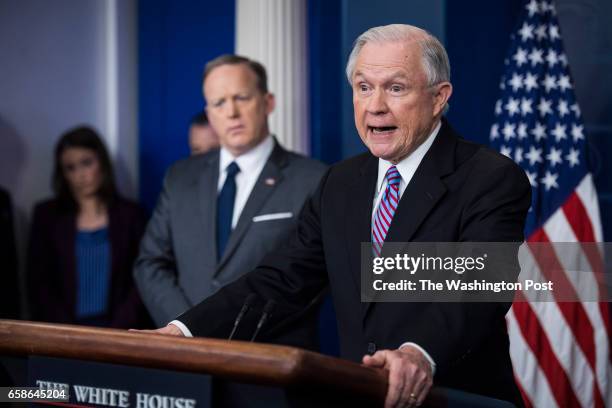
top-left (226, 162), bottom-right (241, 178)
top-left (385, 165), bottom-right (401, 188)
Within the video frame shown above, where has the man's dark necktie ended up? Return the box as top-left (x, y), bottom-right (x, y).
top-left (216, 161), bottom-right (240, 260)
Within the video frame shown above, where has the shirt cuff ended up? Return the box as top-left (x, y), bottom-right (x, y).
top-left (169, 320), bottom-right (193, 338)
top-left (399, 342), bottom-right (436, 375)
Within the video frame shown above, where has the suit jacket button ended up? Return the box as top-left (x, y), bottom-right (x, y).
top-left (212, 279), bottom-right (220, 289)
top-left (367, 342), bottom-right (376, 355)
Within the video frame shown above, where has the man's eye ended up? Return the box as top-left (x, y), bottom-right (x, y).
top-left (235, 94), bottom-right (251, 101)
top-left (390, 85), bottom-right (404, 93)
top-left (212, 100), bottom-right (224, 108)
top-left (359, 84), bottom-right (370, 92)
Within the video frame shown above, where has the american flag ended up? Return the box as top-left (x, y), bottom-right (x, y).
top-left (489, 0), bottom-right (612, 406)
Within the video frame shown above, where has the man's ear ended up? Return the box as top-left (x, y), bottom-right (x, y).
top-left (432, 82), bottom-right (452, 117)
top-left (265, 93), bottom-right (276, 115)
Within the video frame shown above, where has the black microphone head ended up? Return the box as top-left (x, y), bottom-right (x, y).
top-left (263, 299), bottom-right (277, 314)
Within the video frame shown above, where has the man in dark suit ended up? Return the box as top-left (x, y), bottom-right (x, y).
top-left (134, 55), bottom-right (327, 346)
top-left (147, 25), bottom-right (530, 407)
top-left (0, 187), bottom-right (20, 319)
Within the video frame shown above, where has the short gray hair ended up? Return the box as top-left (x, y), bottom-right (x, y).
top-left (345, 24), bottom-right (450, 87)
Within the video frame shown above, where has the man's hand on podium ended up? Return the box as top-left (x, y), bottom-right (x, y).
top-left (362, 346), bottom-right (433, 408)
top-left (129, 324), bottom-right (184, 336)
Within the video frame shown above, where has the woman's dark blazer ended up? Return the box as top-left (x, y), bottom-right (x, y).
top-left (27, 196), bottom-right (151, 328)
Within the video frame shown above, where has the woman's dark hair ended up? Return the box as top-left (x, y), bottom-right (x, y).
top-left (53, 126), bottom-right (117, 212)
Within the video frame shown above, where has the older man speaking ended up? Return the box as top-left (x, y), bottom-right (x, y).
top-left (150, 24), bottom-right (530, 407)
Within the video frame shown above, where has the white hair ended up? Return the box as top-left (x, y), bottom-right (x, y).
top-left (345, 24), bottom-right (450, 87)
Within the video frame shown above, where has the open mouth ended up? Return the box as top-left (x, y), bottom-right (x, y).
top-left (368, 126), bottom-right (398, 134)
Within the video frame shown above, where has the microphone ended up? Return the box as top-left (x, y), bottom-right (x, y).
top-left (250, 299), bottom-right (276, 342)
top-left (228, 293), bottom-right (257, 340)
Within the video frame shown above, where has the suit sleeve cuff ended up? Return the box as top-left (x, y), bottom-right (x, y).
top-left (399, 342), bottom-right (436, 375)
top-left (169, 320), bottom-right (193, 338)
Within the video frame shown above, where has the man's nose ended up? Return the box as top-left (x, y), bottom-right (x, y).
top-left (226, 99), bottom-right (240, 118)
top-left (367, 88), bottom-right (388, 114)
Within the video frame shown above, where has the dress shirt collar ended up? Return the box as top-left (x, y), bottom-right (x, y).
top-left (376, 121), bottom-right (441, 194)
top-left (219, 134), bottom-right (274, 175)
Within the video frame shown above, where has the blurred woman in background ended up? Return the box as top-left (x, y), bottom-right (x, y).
top-left (28, 126), bottom-right (150, 328)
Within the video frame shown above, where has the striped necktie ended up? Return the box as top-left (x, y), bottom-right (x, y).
top-left (372, 165), bottom-right (401, 257)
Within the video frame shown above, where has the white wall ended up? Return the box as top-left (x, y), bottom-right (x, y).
top-left (0, 0), bottom-right (138, 314)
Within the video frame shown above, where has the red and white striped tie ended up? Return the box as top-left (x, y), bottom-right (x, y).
top-left (372, 165), bottom-right (401, 257)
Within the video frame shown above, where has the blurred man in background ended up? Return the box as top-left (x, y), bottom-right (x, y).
top-left (134, 55), bottom-right (326, 351)
top-left (188, 111), bottom-right (219, 156)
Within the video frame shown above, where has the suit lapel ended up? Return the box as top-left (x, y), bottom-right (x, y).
top-left (197, 153), bottom-right (220, 266)
top-left (363, 120), bottom-right (457, 316)
top-left (344, 155), bottom-right (378, 308)
top-left (385, 120), bottom-right (456, 244)
top-left (216, 141), bottom-right (287, 273)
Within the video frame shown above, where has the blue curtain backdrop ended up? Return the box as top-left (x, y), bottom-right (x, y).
top-left (138, 0), bottom-right (235, 211)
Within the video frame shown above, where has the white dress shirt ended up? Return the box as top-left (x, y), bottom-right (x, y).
top-left (218, 134), bottom-right (275, 228)
top-left (371, 121), bottom-right (441, 374)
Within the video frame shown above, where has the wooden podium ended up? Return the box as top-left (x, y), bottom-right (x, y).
top-left (0, 319), bottom-right (394, 407)
top-left (0, 320), bottom-right (487, 407)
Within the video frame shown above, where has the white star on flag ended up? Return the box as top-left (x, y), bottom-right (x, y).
top-left (546, 49), bottom-right (559, 66)
top-left (524, 72), bottom-right (539, 91)
top-left (571, 124), bottom-right (584, 142)
top-left (502, 122), bottom-right (516, 140)
top-left (515, 147), bottom-right (524, 163)
top-left (490, 124), bottom-right (500, 140)
top-left (551, 123), bottom-right (567, 142)
top-left (557, 100), bottom-right (569, 117)
top-left (535, 24), bottom-right (548, 40)
top-left (505, 98), bottom-right (520, 116)
top-left (532, 122), bottom-right (547, 141)
top-left (526, 0), bottom-right (539, 16)
top-left (557, 75), bottom-right (572, 91)
top-left (509, 73), bottom-right (524, 91)
top-left (521, 98), bottom-right (533, 115)
top-left (525, 146), bottom-right (543, 165)
top-left (495, 99), bottom-right (503, 115)
top-left (529, 48), bottom-right (544, 65)
top-left (540, 170), bottom-right (559, 190)
top-left (537, 97), bottom-right (553, 116)
top-left (543, 74), bottom-right (557, 92)
top-left (549, 24), bottom-right (560, 40)
top-left (513, 48), bottom-right (528, 66)
top-left (565, 148), bottom-right (580, 167)
top-left (519, 23), bottom-right (535, 41)
top-left (546, 147), bottom-right (563, 167)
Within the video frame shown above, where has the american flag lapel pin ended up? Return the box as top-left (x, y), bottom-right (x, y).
top-left (265, 177), bottom-right (276, 186)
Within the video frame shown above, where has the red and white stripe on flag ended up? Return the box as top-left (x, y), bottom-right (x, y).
top-left (507, 174), bottom-right (612, 407)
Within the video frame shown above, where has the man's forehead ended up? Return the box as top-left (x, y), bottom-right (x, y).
top-left (353, 41), bottom-right (423, 80)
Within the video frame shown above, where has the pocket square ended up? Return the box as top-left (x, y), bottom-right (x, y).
top-left (252, 212), bottom-right (293, 222)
